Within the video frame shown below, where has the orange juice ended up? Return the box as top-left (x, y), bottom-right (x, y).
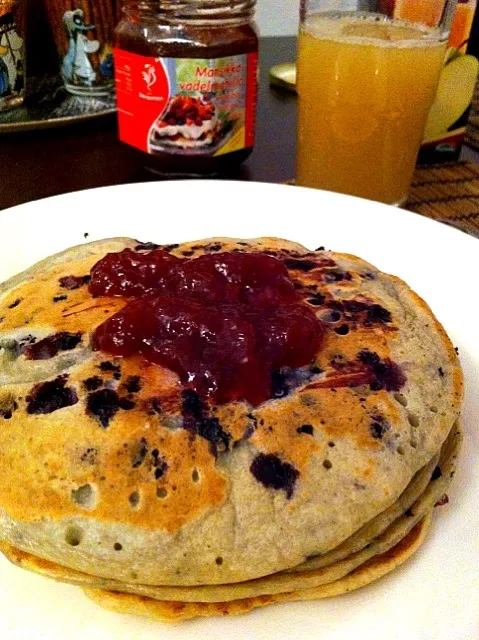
top-left (296, 16), bottom-right (447, 204)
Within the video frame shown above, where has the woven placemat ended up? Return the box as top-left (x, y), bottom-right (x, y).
top-left (406, 161), bottom-right (479, 237)
top-left (465, 82), bottom-right (479, 151)
top-left (288, 162), bottom-right (479, 238)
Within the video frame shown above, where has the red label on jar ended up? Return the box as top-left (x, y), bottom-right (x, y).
top-left (114, 49), bottom-right (258, 157)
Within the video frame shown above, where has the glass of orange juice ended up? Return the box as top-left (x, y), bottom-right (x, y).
top-left (296, 0), bottom-right (458, 205)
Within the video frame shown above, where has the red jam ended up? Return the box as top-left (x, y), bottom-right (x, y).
top-left (90, 250), bottom-right (324, 405)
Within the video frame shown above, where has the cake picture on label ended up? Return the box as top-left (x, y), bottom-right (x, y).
top-left (149, 93), bottom-right (237, 154)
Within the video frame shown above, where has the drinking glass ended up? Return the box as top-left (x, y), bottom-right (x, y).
top-left (42, 0), bottom-right (121, 97)
top-left (296, 0), bottom-right (458, 205)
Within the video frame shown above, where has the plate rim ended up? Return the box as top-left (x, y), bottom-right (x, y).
top-left (1, 179), bottom-right (477, 250)
top-left (0, 106), bottom-right (117, 134)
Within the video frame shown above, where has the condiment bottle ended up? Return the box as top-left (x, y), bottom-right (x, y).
top-left (114, 0), bottom-right (258, 176)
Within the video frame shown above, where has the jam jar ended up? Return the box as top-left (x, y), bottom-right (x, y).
top-left (114, 0), bottom-right (258, 176)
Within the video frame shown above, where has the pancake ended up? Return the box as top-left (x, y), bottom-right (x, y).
top-left (0, 237), bottom-right (463, 615)
top-left (0, 420), bottom-right (461, 607)
top-left (81, 512), bottom-right (433, 622)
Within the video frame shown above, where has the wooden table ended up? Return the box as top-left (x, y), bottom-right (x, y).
top-left (1, 35), bottom-right (478, 234)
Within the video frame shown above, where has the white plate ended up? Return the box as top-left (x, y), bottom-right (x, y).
top-left (0, 181), bottom-right (478, 640)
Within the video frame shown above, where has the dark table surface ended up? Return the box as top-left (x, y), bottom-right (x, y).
top-left (0, 37), bottom-right (298, 211)
top-left (1, 34), bottom-right (477, 213)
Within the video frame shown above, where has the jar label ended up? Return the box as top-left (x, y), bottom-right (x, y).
top-left (114, 49), bottom-right (258, 156)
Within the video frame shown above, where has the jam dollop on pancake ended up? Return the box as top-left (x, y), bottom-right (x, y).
top-left (90, 250), bottom-right (324, 405)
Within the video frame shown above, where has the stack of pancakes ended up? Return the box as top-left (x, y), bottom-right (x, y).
top-left (0, 238), bottom-right (463, 622)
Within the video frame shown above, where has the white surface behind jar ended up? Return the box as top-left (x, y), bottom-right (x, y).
top-left (258, 0), bottom-right (299, 36)
top-left (259, 0), bottom-right (359, 35)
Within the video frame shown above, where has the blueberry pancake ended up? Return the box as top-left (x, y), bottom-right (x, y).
top-left (0, 237), bottom-right (463, 619)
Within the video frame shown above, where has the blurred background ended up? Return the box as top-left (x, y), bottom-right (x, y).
top-left (259, 0), bottom-right (367, 35)
top-left (28, 0), bottom-right (302, 78)
top-left (258, 0), bottom-right (299, 36)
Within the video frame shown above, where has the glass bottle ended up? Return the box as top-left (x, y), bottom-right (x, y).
top-left (115, 0), bottom-right (259, 176)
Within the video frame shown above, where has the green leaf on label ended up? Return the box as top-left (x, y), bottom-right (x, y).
top-left (176, 58), bottom-right (209, 85)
